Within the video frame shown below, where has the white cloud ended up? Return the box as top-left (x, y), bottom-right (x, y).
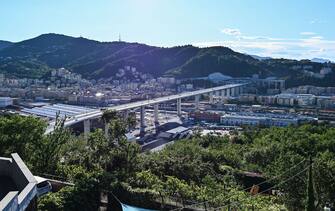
top-left (221, 28), bottom-right (241, 36)
top-left (309, 19), bottom-right (327, 24)
top-left (300, 32), bottom-right (316, 36)
top-left (194, 33), bottom-right (335, 61)
top-left (309, 36), bottom-right (323, 40)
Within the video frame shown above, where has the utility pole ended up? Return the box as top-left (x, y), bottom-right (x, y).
top-left (305, 156), bottom-right (316, 211)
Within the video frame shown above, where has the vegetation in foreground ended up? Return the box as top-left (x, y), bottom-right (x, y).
top-left (0, 113), bottom-right (334, 210)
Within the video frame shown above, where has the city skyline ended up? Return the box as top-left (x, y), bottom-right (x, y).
top-left (1, 0), bottom-right (335, 60)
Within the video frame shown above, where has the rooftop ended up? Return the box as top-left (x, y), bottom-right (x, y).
top-left (166, 126), bottom-right (189, 134)
top-left (21, 103), bottom-right (96, 119)
top-left (0, 176), bottom-right (17, 201)
top-left (0, 153), bottom-right (37, 211)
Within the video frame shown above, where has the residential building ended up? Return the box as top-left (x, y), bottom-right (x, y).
top-left (276, 94), bottom-right (296, 106)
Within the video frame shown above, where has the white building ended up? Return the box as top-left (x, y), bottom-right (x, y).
top-left (221, 115), bottom-right (266, 126)
top-left (0, 97), bottom-right (13, 107)
top-left (220, 113), bottom-right (315, 127)
top-left (296, 94), bottom-right (316, 107)
top-left (276, 94), bottom-right (296, 106)
top-left (157, 77), bottom-right (176, 85)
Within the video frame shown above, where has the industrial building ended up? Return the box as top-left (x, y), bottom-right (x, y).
top-left (221, 113), bottom-right (316, 127)
top-left (189, 111), bottom-right (221, 123)
top-left (21, 103), bottom-right (96, 120)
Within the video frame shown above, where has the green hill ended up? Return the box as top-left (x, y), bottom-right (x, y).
top-left (0, 40), bottom-right (13, 50)
top-left (0, 33), bottom-right (334, 87)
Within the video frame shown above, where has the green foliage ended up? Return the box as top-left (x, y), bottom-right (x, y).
top-left (0, 115), bottom-right (46, 161)
top-left (38, 189), bottom-right (66, 211)
top-left (38, 170), bottom-right (104, 211)
top-left (31, 116), bottom-right (72, 174)
top-left (0, 58), bottom-right (53, 79)
top-left (2, 113), bottom-right (335, 210)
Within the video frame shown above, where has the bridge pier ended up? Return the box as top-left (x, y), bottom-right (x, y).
top-left (215, 91), bottom-right (220, 103)
top-left (154, 104), bottom-right (159, 126)
top-left (220, 90), bottom-right (225, 102)
top-left (227, 88), bottom-right (231, 97)
top-left (235, 87), bottom-right (240, 96)
top-left (239, 86), bottom-right (244, 95)
top-left (140, 106), bottom-right (146, 136)
top-left (84, 119), bottom-right (91, 139)
top-left (231, 87), bottom-right (236, 97)
top-left (177, 98), bottom-right (182, 116)
top-left (195, 95), bottom-right (200, 110)
top-left (209, 92), bottom-right (214, 104)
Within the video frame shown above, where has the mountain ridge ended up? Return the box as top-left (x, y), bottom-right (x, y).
top-left (0, 40), bottom-right (13, 50)
top-left (0, 33), bottom-right (334, 87)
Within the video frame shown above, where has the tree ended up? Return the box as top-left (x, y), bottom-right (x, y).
top-left (126, 112), bottom-right (137, 131)
top-left (102, 110), bottom-right (118, 137)
top-left (87, 129), bottom-right (110, 170)
top-left (107, 119), bottom-right (127, 144)
top-left (38, 170), bottom-right (105, 211)
top-left (31, 115), bottom-right (72, 174)
top-left (165, 176), bottom-right (192, 206)
top-left (135, 170), bottom-right (166, 208)
top-left (38, 190), bottom-right (65, 211)
top-left (0, 115), bottom-right (46, 160)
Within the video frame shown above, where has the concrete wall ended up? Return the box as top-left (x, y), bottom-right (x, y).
top-left (0, 157), bottom-right (12, 177)
top-left (0, 192), bottom-right (18, 211)
top-left (0, 153), bottom-right (37, 211)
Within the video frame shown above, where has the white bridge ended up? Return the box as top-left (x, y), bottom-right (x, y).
top-left (45, 83), bottom-right (248, 135)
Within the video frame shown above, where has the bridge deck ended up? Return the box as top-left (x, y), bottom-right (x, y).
top-left (45, 83), bottom-right (246, 133)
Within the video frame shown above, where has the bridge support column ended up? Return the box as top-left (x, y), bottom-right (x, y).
top-left (220, 90), bottom-right (225, 102)
top-left (154, 104), bottom-right (159, 125)
top-left (231, 87), bottom-right (236, 97)
top-left (235, 87), bottom-right (239, 96)
top-left (215, 91), bottom-right (220, 102)
top-left (239, 86), bottom-right (243, 95)
top-left (140, 106), bottom-right (146, 136)
top-left (227, 88), bottom-right (231, 97)
top-left (195, 95), bottom-right (200, 110)
top-left (209, 92), bottom-right (214, 104)
top-left (84, 119), bottom-right (90, 139)
top-left (177, 98), bottom-right (182, 116)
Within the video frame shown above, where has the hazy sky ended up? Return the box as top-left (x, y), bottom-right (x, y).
top-left (1, 0), bottom-right (335, 60)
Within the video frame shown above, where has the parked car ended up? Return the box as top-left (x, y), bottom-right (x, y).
top-left (34, 176), bottom-right (52, 197)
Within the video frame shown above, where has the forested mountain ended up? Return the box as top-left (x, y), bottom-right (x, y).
top-left (0, 40), bottom-right (12, 50)
top-left (0, 33), bottom-right (334, 87)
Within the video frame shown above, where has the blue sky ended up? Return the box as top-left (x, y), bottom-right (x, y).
top-left (1, 0), bottom-right (334, 60)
